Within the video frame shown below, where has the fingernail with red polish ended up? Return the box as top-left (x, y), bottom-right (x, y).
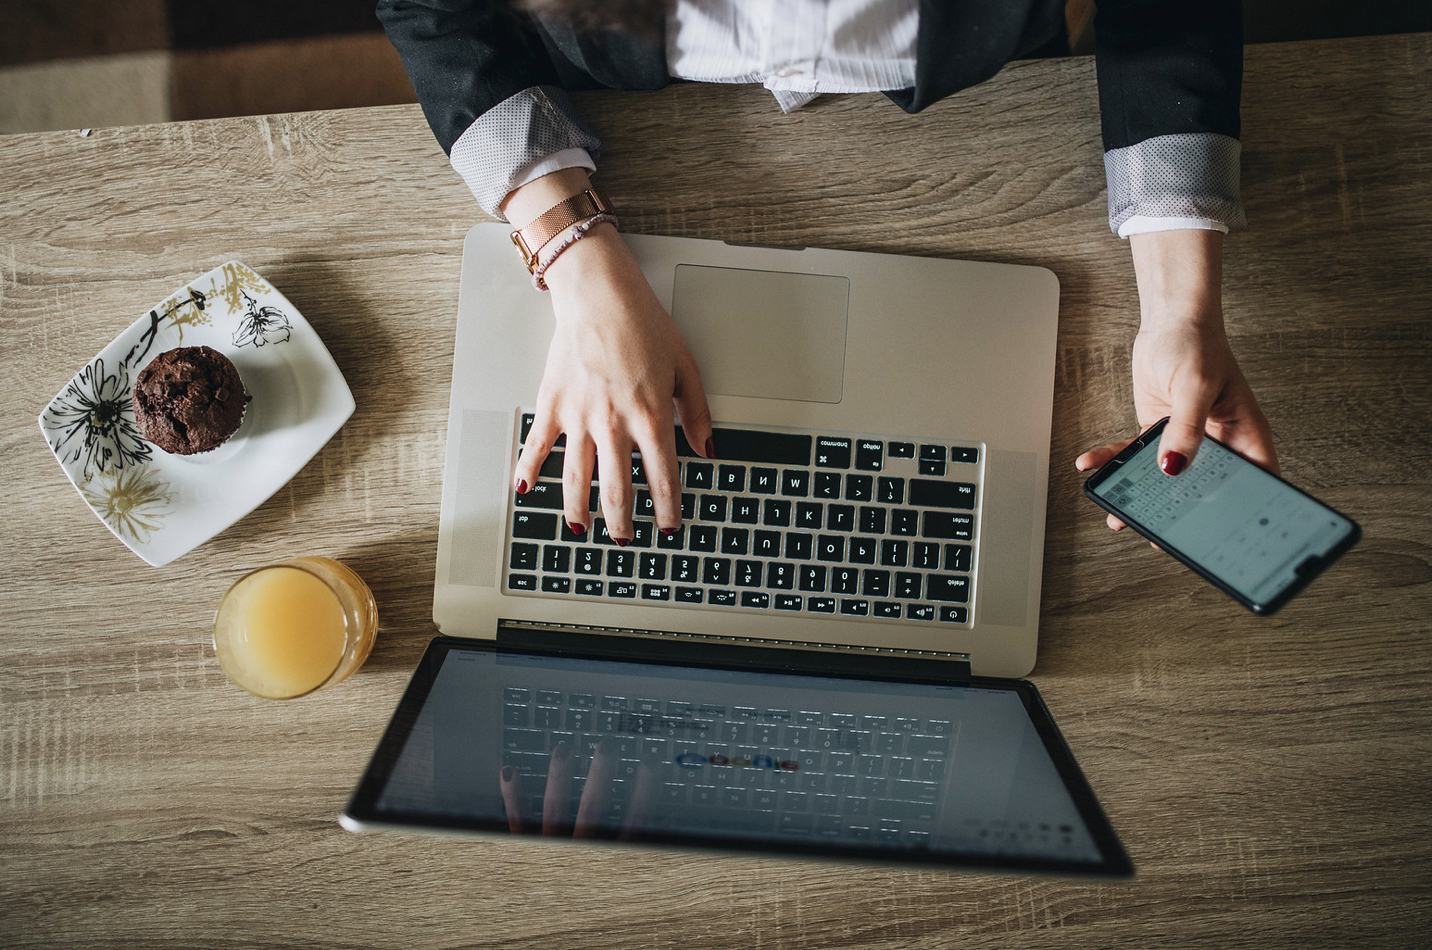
top-left (660, 528), bottom-right (675, 537)
top-left (614, 537), bottom-right (630, 547)
top-left (705, 437), bottom-right (716, 459)
top-left (1160, 451), bottom-right (1187, 476)
top-left (515, 478), bottom-right (528, 494)
top-left (568, 521), bottom-right (586, 536)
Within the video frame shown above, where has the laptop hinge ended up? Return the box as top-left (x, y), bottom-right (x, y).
top-left (495, 620), bottom-right (972, 683)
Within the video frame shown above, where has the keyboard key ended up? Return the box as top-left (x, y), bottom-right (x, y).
top-left (890, 509), bottom-right (919, 536)
top-left (840, 599), bottom-right (870, 616)
top-left (575, 578), bottom-right (604, 596)
top-left (919, 444), bottom-right (946, 462)
top-left (657, 525), bottom-right (685, 549)
top-left (541, 576), bottom-right (571, 594)
top-left (641, 584), bottom-right (671, 601)
top-left (675, 586), bottom-right (703, 603)
top-left (922, 512), bottom-right (974, 540)
top-left (736, 560), bottom-right (762, 587)
top-left (861, 569), bottom-right (891, 597)
top-left (753, 530), bottom-right (781, 557)
top-left (740, 591), bottom-right (770, 609)
top-left (710, 589), bottom-right (737, 606)
top-left (721, 527), bottom-right (750, 555)
top-left (775, 594), bottom-right (802, 610)
top-left (508, 573), bottom-right (538, 591)
top-left (766, 562), bottom-right (796, 590)
top-left (799, 565), bottom-right (827, 592)
top-left (944, 544), bottom-right (972, 572)
top-left (888, 441), bottom-right (915, 459)
top-left (854, 440), bottom-right (884, 471)
top-left (815, 437), bottom-right (852, 468)
top-left (685, 461), bottom-right (714, 490)
top-left (814, 472), bottom-right (841, 499)
top-left (639, 552), bottom-right (667, 580)
top-left (919, 457), bottom-right (946, 477)
top-left (762, 499), bottom-right (792, 527)
top-left (510, 542), bottom-right (539, 571)
top-left (731, 497), bottom-right (759, 523)
top-left (610, 582), bottom-right (637, 598)
top-left (844, 474), bottom-right (873, 502)
top-left (909, 479), bottom-right (976, 510)
top-left (605, 550), bottom-right (635, 577)
top-left (880, 539), bottom-right (908, 567)
top-left (696, 428), bottom-right (812, 465)
top-left (912, 542), bottom-right (940, 569)
top-left (876, 476), bottom-right (904, 505)
top-left (750, 467), bottom-right (779, 493)
top-left (906, 603), bottom-right (936, 620)
top-left (672, 555), bottom-right (699, 583)
top-left (782, 470), bottom-right (810, 496)
top-left (939, 605), bottom-right (968, 623)
top-left (816, 535), bottom-right (845, 562)
top-left (895, 572), bottom-right (922, 599)
top-left (808, 597), bottom-right (836, 613)
top-left (575, 549), bottom-right (602, 575)
top-left (832, 568), bottom-right (858, 594)
top-left (630, 522), bottom-right (654, 548)
top-left (873, 601), bottom-right (901, 618)
top-left (635, 489), bottom-right (655, 518)
top-left (681, 492), bottom-right (696, 520)
top-left (699, 495), bottom-right (728, 522)
top-left (928, 575), bottom-right (970, 603)
top-left (849, 537), bottom-right (877, 564)
top-left (784, 532), bottom-right (814, 560)
top-left (951, 446), bottom-right (980, 464)
top-left (688, 524), bottom-right (718, 552)
top-left (512, 511), bottom-right (558, 539)
top-left (796, 502), bottom-right (823, 528)
top-left (542, 545), bottom-right (571, 573)
top-left (717, 465), bottom-right (746, 492)
top-left (702, 557), bottom-right (732, 585)
top-left (858, 506), bottom-right (887, 534)
top-left (827, 504), bottom-right (854, 532)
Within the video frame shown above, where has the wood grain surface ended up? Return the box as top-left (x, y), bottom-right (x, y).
top-left (2, 33), bottom-right (1430, 950)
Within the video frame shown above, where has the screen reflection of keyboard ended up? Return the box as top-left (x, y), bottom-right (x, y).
top-left (506, 415), bottom-right (981, 626)
top-left (500, 687), bottom-right (955, 844)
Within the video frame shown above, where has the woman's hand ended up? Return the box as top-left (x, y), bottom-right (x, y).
top-left (1076, 229), bottom-right (1276, 531)
top-left (505, 170), bottom-right (713, 545)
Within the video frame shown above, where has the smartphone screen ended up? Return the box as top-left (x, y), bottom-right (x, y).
top-left (1084, 420), bottom-right (1359, 613)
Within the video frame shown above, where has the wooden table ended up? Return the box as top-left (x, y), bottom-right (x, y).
top-left (3, 33), bottom-right (1429, 950)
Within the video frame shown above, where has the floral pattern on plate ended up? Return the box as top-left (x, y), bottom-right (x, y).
top-left (38, 261), bottom-right (355, 566)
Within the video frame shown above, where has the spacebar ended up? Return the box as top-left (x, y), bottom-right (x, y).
top-left (675, 427), bottom-right (813, 465)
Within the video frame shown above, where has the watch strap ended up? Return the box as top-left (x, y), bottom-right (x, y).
top-left (510, 188), bottom-right (612, 272)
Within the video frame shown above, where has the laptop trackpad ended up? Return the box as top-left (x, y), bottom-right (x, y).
top-left (670, 264), bottom-right (848, 403)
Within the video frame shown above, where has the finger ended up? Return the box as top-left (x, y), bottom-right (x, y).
top-left (1211, 412), bottom-right (1280, 476)
top-left (618, 753), bottom-right (663, 842)
top-left (561, 433), bottom-right (595, 537)
top-left (594, 437), bottom-right (635, 545)
top-left (1161, 380), bottom-right (1219, 476)
top-left (514, 412), bottom-right (561, 496)
top-left (541, 740), bottom-right (575, 835)
top-left (574, 737), bottom-right (615, 838)
top-left (636, 425), bottom-right (683, 534)
top-left (1106, 512), bottom-right (1127, 532)
top-left (674, 352), bottom-right (714, 460)
top-left (1075, 437), bottom-right (1135, 475)
top-left (499, 765), bottom-right (526, 834)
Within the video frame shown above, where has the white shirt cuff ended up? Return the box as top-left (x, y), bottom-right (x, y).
top-left (1117, 215), bottom-right (1231, 239)
top-left (508, 147), bottom-right (598, 197)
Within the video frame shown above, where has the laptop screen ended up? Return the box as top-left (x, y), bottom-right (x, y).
top-left (343, 636), bottom-right (1131, 876)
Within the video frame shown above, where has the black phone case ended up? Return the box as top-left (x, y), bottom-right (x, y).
top-left (1082, 419), bottom-right (1361, 615)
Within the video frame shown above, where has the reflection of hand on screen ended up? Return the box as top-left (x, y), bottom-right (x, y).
top-left (498, 736), bottom-right (659, 840)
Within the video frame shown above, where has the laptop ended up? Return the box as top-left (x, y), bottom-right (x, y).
top-left (342, 228), bottom-right (1129, 874)
top-left (433, 223), bottom-right (1061, 679)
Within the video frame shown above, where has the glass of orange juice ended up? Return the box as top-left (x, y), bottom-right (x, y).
top-left (213, 557), bottom-right (378, 699)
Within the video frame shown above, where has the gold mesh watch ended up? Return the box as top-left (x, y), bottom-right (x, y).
top-left (509, 188), bottom-right (613, 275)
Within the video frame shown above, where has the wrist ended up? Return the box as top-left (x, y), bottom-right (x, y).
top-left (500, 167), bottom-right (594, 230)
top-left (1129, 229), bottom-right (1224, 331)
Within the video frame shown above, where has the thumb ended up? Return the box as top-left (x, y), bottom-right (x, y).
top-left (1159, 380), bottom-right (1217, 477)
top-left (673, 353), bottom-right (715, 459)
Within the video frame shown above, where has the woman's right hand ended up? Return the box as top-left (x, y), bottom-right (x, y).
top-left (505, 174), bottom-right (713, 545)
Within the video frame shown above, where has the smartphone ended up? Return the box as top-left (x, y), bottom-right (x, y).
top-left (1083, 418), bottom-right (1360, 614)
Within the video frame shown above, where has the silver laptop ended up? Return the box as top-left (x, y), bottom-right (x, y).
top-left (435, 224), bottom-right (1059, 678)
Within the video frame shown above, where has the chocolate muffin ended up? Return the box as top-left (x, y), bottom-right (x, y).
top-left (132, 346), bottom-right (250, 455)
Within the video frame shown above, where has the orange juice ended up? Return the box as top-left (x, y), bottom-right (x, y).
top-left (214, 557), bottom-right (377, 699)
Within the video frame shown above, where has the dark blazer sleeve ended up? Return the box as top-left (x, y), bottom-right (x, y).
top-left (377, 0), bottom-right (604, 217)
top-left (1094, 0), bottom-right (1246, 233)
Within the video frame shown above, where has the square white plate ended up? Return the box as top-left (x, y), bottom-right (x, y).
top-left (38, 261), bottom-right (355, 566)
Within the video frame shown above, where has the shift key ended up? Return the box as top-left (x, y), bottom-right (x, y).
top-left (908, 479), bottom-right (976, 509)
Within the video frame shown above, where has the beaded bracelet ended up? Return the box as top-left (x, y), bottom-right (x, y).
top-left (531, 212), bottom-right (620, 291)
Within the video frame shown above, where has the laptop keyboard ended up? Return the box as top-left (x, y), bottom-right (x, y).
top-left (501, 685), bottom-right (955, 843)
top-left (507, 414), bottom-right (980, 626)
